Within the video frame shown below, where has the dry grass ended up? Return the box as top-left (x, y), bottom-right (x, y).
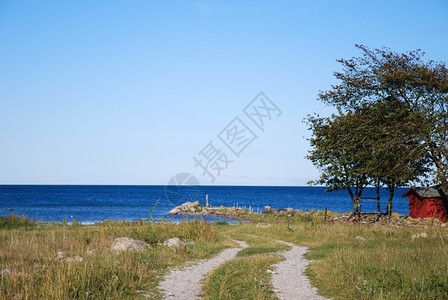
top-left (0, 218), bottom-right (232, 299)
top-left (2, 213), bottom-right (448, 299)
top-left (224, 214), bottom-right (448, 299)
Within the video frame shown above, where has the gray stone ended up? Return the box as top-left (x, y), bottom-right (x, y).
top-left (355, 236), bottom-right (366, 241)
top-left (256, 223), bottom-right (272, 228)
top-left (163, 237), bottom-right (185, 248)
top-left (110, 237), bottom-right (151, 253)
top-left (169, 201), bottom-right (201, 215)
top-left (168, 207), bottom-right (181, 215)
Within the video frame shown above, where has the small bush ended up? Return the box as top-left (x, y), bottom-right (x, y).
top-left (0, 214), bottom-right (35, 229)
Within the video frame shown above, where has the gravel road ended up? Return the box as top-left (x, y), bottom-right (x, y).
top-left (159, 240), bottom-right (249, 300)
top-left (271, 240), bottom-right (329, 300)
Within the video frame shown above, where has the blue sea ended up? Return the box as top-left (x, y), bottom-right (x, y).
top-left (0, 185), bottom-right (410, 223)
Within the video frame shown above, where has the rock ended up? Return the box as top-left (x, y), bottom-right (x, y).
top-left (168, 207), bottom-right (181, 215)
top-left (412, 232), bottom-right (428, 240)
top-left (286, 208), bottom-right (294, 212)
top-left (110, 237), bottom-right (151, 253)
top-left (65, 256), bottom-right (84, 263)
top-left (163, 237), bottom-right (185, 247)
top-left (263, 206), bottom-right (276, 213)
top-left (168, 201), bottom-right (201, 215)
top-left (53, 251), bottom-right (66, 260)
top-left (256, 223), bottom-right (271, 228)
top-left (441, 223), bottom-right (447, 228)
top-left (355, 236), bottom-right (366, 241)
top-left (5, 208), bottom-right (13, 211)
top-left (86, 249), bottom-right (100, 256)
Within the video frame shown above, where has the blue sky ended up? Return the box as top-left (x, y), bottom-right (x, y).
top-left (1, 0), bottom-right (447, 186)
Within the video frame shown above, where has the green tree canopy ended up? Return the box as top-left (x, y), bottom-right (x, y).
top-left (307, 45), bottom-right (443, 214)
top-left (319, 45), bottom-right (448, 189)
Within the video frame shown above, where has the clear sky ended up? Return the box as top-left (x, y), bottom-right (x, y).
top-left (1, 0), bottom-right (447, 186)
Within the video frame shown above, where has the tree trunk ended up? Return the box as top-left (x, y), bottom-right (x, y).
top-left (347, 187), bottom-right (358, 214)
top-left (386, 184), bottom-right (395, 216)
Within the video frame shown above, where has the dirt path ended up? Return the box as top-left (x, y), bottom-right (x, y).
top-left (159, 240), bottom-right (249, 300)
top-left (271, 240), bottom-right (329, 300)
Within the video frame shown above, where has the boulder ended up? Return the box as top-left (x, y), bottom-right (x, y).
top-left (110, 237), bottom-right (151, 253)
top-left (168, 207), bottom-right (181, 215)
top-left (163, 237), bottom-right (185, 247)
top-left (256, 223), bottom-right (271, 228)
top-left (168, 201), bottom-right (201, 215)
top-left (355, 236), bottom-right (366, 241)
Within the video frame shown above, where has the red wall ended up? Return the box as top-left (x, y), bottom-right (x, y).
top-left (409, 194), bottom-right (448, 220)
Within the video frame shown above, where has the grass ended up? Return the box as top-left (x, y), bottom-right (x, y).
top-left (0, 214), bottom-right (35, 229)
top-left (0, 218), bottom-right (232, 299)
top-left (201, 228), bottom-right (289, 299)
top-left (202, 254), bottom-right (280, 300)
top-left (1, 212), bottom-right (448, 299)
top-left (304, 225), bottom-right (448, 299)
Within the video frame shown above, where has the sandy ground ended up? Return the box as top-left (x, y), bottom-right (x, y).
top-left (158, 240), bottom-right (249, 300)
top-left (271, 240), bottom-right (329, 300)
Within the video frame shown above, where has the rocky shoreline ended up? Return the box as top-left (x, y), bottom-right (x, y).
top-left (168, 202), bottom-right (448, 228)
top-left (168, 201), bottom-right (252, 221)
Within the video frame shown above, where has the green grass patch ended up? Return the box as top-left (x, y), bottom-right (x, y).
top-left (0, 214), bottom-right (35, 229)
top-left (202, 254), bottom-right (280, 300)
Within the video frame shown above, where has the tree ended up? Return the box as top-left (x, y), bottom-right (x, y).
top-left (307, 98), bottom-right (429, 215)
top-left (350, 98), bottom-right (430, 215)
top-left (306, 110), bottom-right (370, 214)
top-left (319, 45), bottom-right (448, 189)
top-left (307, 45), bottom-right (444, 215)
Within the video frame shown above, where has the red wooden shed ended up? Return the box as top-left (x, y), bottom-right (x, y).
top-left (402, 186), bottom-right (448, 220)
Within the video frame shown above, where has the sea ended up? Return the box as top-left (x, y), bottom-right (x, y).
top-left (0, 185), bottom-right (410, 223)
